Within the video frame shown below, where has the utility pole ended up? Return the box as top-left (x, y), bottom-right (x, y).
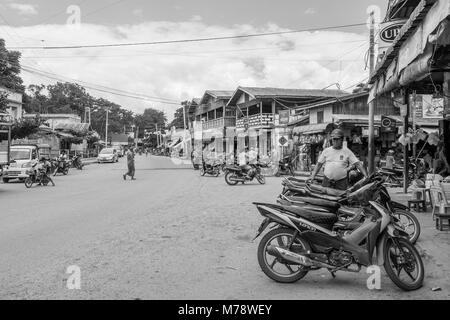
top-left (183, 103), bottom-right (187, 130)
top-left (105, 108), bottom-right (109, 147)
top-left (135, 126), bottom-right (139, 149)
top-left (368, 10), bottom-right (376, 174)
top-left (412, 91), bottom-right (417, 159)
top-left (156, 123), bottom-right (159, 147)
top-left (404, 89), bottom-right (411, 194)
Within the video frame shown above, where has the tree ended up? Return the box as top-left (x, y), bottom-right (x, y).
top-left (10, 116), bottom-right (43, 139)
top-left (134, 108), bottom-right (167, 138)
top-left (0, 91), bottom-right (8, 112)
top-left (23, 84), bottom-right (48, 114)
top-left (168, 102), bottom-right (187, 129)
top-left (46, 82), bottom-right (93, 115)
top-left (0, 38), bottom-right (24, 93)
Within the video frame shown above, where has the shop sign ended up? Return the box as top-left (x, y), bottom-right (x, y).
top-left (278, 110), bottom-right (290, 125)
top-left (377, 20), bottom-right (407, 59)
top-left (278, 135), bottom-right (289, 147)
top-left (362, 127), bottom-right (379, 137)
top-left (381, 116), bottom-right (396, 132)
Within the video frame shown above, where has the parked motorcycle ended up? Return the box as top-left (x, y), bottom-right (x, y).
top-left (25, 163), bottom-right (55, 188)
top-left (53, 159), bottom-right (70, 176)
top-left (71, 155), bottom-right (84, 170)
top-left (275, 154), bottom-right (296, 177)
top-left (200, 160), bottom-right (222, 177)
top-left (224, 163), bottom-right (266, 185)
top-left (279, 172), bottom-right (421, 244)
top-left (253, 195), bottom-right (424, 291)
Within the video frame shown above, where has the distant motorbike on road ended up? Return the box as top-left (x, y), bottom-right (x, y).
top-left (25, 163), bottom-right (55, 188)
top-left (224, 163), bottom-right (266, 185)
top-left (71, 155), bottom-right (84, 170)
top-left (275, 154), bottom-right (296, 177)
top-left (53, 159), bottom-right (70, 176)
top-left (200, 159), bottom-right (222, 177)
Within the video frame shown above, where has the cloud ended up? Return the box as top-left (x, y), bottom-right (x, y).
top-left (304, 8), bottom-right (316, 15)
top-left (132, 9), bottom-right (143, 17)
top-left (8, 3), bottom-right (38, 16)
top-left (2, 21), bottom-right (368, 121)
top-left (190, 15), bottom-right (203, 22)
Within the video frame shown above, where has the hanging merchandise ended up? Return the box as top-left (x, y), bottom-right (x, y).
top-left (398, 134), bottom-right (408, 146)
top-left (416, 129), bottom-right (427, 141)
top-left (427, 132), bottom-right (440, 146)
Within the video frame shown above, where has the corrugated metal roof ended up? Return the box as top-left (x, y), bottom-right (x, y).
top-left (239, 87), bottom-right (348, 98)
top-left (228, 86), bottom-right (349, 106)
top-left (53, 122), bottom-right (90, 133)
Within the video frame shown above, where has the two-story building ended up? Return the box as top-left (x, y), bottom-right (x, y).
top-left (193, 90), bottom-right (235, 163)
top-left (0, 86), bottom-right (23, 121)
top-left (290, 91), bottom-right (401, 170)
top-left (226, 87), bottom-right (348, 166)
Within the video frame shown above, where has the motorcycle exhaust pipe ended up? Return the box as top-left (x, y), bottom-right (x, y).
top-left (266, 245), bottom-right (335, 269)
top-left (229, 176), bottom-right (245, 182)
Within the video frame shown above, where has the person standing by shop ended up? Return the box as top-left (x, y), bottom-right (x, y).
top-left (309, 129), bottom-right (367, 190)
top-left (385, 150), bottom-right (396, 170)
top-left (123, 147), bottom-right (136, 180)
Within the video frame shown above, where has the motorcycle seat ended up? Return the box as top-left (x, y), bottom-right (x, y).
top-left (282, 196), bottom-right (340, 210)
top-left (305, 189), bottom-right (344, 202)
top-left (284, 185), bottom-right (309, 197)
top-left (307, 184), bottom-right (347, 197)
top-left (280, 205), bottom-right (338, 225)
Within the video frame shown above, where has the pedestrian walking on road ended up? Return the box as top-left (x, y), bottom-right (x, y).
top-left (123, 147), bottom-right (136, 180)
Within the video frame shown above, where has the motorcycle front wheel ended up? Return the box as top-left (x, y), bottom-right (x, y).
top-left (63, 168), bottom-right (69, 175)
top-left (200, 168), bottom-right (206, 176)
top-left (384, 237), bottom-right (424, 291)
top-left (256, 174), bottom-right (266, 185)
top-left (258, 228), bottom-right (310, 283)
top-left (24, 177), bottom-right (33, 188)
top-left (393, 209), bottom-right (421, 244)
top-left (224, 171), bottom-right (238, 186)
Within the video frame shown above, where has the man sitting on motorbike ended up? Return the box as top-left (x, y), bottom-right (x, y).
top-left (35, 157), bottom-right (50, 184)
top-left (310, 129), bottom-right (367, 190)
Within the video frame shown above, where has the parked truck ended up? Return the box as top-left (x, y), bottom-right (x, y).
top-left (0, 113), bottom-right (12, 178)
top-left (2, 143), bottom-right (52, 183)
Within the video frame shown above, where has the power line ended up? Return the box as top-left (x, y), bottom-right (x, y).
top-left (21, 66), bottom-right (181, 105)
top-left (21, 64), bottom-right (179, 102)
top-left (7, 22), bottom-right (368, 50)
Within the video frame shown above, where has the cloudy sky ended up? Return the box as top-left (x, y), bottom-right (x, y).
top-left (0, 0), bottom-right (388, 120)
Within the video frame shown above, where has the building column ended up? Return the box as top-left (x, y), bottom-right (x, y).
top-left (444, 72), bottom-right (450, 115)
top-left (368, 99), bottom-right (376, 174)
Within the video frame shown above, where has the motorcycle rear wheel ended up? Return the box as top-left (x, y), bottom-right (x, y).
top-left (24, 177), bottom-right (33, 188)
top-left (393, 209), bottom-right (420, 244)
top-left (224, 171), bottom-right (238, 186)
top-left (384, 237), bottom-right (424, 291)
top-left (63, 168), bottom-right (69, 175)
top-left (258, 228), bottom-right (310, 283)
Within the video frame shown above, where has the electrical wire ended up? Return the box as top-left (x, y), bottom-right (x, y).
top-left (7, 22), bottom-right (368, 50)
top-left (21, 66), bottom-right (181, 105)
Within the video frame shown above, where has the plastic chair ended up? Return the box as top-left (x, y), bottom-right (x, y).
top-left (430, 185), bottom-right (450, 230)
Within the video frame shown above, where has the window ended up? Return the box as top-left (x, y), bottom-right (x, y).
top-left (317, 110), bottom-right (324, 124)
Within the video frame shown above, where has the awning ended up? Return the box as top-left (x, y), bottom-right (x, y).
top-left (293, 123), bottom-right (334, 135)
top-left (55, 132), bottom-right (75, 138)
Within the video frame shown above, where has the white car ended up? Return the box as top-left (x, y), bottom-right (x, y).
top-left (97, 148), bottom-right (119, 163)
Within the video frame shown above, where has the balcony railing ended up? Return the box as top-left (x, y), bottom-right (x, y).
top-left (202, 117), bottom-right (236, 130)
top-left (236, 114), bottom-right (274, 128)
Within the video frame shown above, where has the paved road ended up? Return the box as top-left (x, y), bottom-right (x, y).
top-left (0, 155), bottom-right (448, 299)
